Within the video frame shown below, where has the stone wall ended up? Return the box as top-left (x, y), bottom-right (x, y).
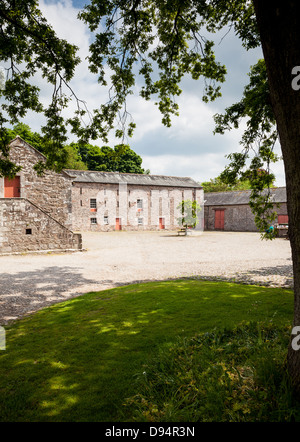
top-left (0, 137), bottom-right (73, 227)
top-left (71, 182), bottom-right (204, 231)
top-left (204, 202), bottom-right (288, 231)
top-left (0, 198), bottom-right (82, 253)
top-left (0, 137), bottom-right (82, 253)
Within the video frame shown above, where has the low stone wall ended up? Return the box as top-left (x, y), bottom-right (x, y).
top-left (0, 198), bottom-right (82, 253)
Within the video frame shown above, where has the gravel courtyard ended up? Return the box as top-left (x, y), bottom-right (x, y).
top-left (0, 231), bottom-right (293, 325)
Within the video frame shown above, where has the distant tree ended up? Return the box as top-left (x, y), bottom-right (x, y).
top-left (63, 144), bottom-right (88, 170)
top-left (201, 173), bottom-right (275, 193)
top-left (106, 144), bottom-right (145, 174)
top-left (7, 123), bottom-right (44, 152)
top-left (75, 143), bottom-right (105, 171)
top-left (201, 176), bottom-right (252, 193)
top-left (76, 143), bottom-right (146, 173)
top-left (200, 169), bottom-right (275, 192)
top-left (177, 199), bottom-right (201, 234)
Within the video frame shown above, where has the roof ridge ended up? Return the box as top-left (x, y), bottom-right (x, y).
top-left (63, 168), bottom-right (194, 180)
top-left (66, 169), bottom-right (202, 188)
top-left (204, 186), bottom-right (286, 194)
top-left (204, 186), bottom-right (286, 204)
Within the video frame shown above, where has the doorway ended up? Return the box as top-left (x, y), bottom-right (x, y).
top-left (115, 218), bottom-right (122, 230)
top-left (214, 209), bottom-right (225, 230)
top-left (159, 217), bottom-right (165, 230)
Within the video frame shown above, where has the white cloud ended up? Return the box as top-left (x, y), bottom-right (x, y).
top-left (167, 96), bottom-right (216, 141)
top-left (142, 151), bottom-right (286, 187)
top-left (39, 0), bottom-right (97, 98)
top-left (40, 0), bottom-right (89, 51)
top-left (20, 1), bottom-right (286, 187)
top-left (142, 152), bottom-right (231, 183)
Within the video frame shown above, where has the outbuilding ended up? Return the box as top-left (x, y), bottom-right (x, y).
top-left (204, 187), bottom-right (288, 233)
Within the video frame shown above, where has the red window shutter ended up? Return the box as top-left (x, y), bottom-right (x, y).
top-left (4, 176), bottom-right (20, 197)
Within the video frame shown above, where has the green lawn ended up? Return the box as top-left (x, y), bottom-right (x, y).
top-left (0, 279), bottom-right (293, 422)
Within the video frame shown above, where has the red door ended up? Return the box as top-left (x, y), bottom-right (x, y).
top-left (214, 210), bottom-right (225, 230)
top-left (115, 218), bottom-right (122, 230)
top-left (159, 217), bottom-right (165, 229)
top-left (278, 215), bottom-right (289, 224)
top-left (4, 176), bottom-right (20, 197)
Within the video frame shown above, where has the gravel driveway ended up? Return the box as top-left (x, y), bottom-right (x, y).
top-left (0, 231), bottom-right (293, 325)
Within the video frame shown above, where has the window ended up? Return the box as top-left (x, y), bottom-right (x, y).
top-left (90, 218), bottom-right (97, 225)
top-left (104, 216), bottom-right (109, 224)
top-left (90, 198), bottom-right (97, 212)
top-left (138, 217), bottom-right (143, 225)
top-left (137, 199), bottom-right (143, 209)
top-left (90, 198), bottom-right (97, 209)
top-left (4, 176), bottom-right (20, 198)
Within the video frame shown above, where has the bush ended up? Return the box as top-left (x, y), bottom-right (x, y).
top-left (125, 322), bottom-right (300, 422)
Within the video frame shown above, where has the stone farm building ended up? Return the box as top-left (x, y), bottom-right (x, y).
top-left (204, 187), bottom-right (288, 233)
top-left (0, 137), bottom-right (203, 253)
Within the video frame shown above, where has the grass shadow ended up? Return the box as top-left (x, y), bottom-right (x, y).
top-left (0, 279), bottom-right (293, 422)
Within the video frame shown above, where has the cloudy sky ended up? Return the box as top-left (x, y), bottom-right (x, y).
top-left (30, 0), bottom-right (286, 186)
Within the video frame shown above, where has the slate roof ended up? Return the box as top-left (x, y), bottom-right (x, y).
top-left (64, 169), bottom-right (202, 188)
top-left (204, 187), bottom-right (287, 206)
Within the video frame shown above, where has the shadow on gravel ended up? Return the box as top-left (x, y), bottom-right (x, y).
top-left (248, 264), bottom-right (293, 276)
top-left (243, 264), bottom-right (293, 287)
top-left (0, 259), bottom-right (294, 325)
top-left (223, 264), bottom-right (293, 288)
top-left (180, 262), bottom-right (293, 289)
top-left (0, 266), bottom-right (116, 324)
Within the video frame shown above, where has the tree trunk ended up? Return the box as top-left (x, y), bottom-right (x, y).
top-left (252, 0), bottom-right (300, 394)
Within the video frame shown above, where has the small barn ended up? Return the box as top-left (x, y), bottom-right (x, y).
top-left (204, 187), bottom-right (288, 232)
